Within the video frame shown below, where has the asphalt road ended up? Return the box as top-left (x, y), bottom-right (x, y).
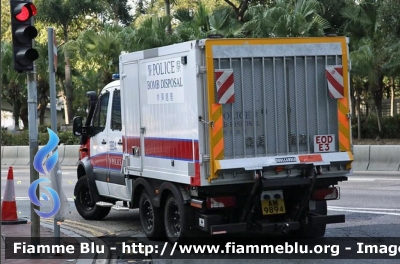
top-left (1, 166), bottom-right (400, 263)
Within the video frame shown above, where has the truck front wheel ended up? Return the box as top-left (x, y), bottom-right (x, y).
top-left (139, 191), bottom-right (164, 239)
top-left (164, 194), bottom-right (189, 243)
top-left (74, 176), bottom-right (111, 220)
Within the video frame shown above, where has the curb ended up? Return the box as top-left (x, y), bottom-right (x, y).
top-left (40, 221), bottom-right (110, 264)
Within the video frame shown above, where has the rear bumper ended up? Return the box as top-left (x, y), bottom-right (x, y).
top-left (261, 176), bottom-right (348, 189)
top-left (208, 214), bottom-right (345, 235)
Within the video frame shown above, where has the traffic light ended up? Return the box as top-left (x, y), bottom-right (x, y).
top-left (9, 0), bottom-right (39, 73)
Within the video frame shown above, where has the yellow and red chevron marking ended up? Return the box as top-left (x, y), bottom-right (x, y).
top-left (209, 104), bottom-right (224, 180)
top-left (211, 104), bottom-right (224, 164)
top-left (215, 69), bottom-right (235, 104)
top-left (338, 39), bottom-right (351, 152)
top-left (338, 98), bottom-right (350, 151)
top-left (326, 66), bottom-right (344, 99)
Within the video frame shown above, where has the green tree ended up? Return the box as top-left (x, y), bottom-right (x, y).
top-left (173, 3), bottom-right (210, 41)
top-left (101, 0), bottom-right (133, 26)
top-left (208, 7), bottom-right (245, 37)
top-left (316, 0), bottom-right (349, 35)
top-left (35, 0), bottom-right (104, 124)
top-left (1, 42), bottom-right (27, 129)
top-left (377, 0), bottom-right (400, 76)
top-left (222, 0), bottom-right (252, 21)
top-left (222, 0), bottom-right (278, 21)
top-left (164, 0), bottom-right (178, 33)
top-left (377, 0), bottom-right (400, 117)
top-left (342, 0), bottom-right (384, 119)
top-left (174, 3), bottom-right (245, 40)
top-left (133, 16), bottom-right (178, 50)
top-left (34, 42), bottom-right (51, 125)
top-left (1, 0), bottom-right (11, 41)
top-left (244, 0), bottom-right (330, 37)
top-left (68, 25), bottom-right (123, 87)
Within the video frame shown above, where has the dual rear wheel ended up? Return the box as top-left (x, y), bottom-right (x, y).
top-left (139, 191), bottom-right (189, 243)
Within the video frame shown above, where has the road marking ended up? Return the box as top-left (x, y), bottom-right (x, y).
top-left (42, 218), bottom-right (115, 237)
top-left (328, 208), bottom-right (400, 216)
top-left (347, 178), bottom-right (375, 181)
top-left (348, 177), bottom-right (400, 181)
top-left (3, 197), bottom-right (74, 202)
top-left (329, 206), bottom-right (400, 212)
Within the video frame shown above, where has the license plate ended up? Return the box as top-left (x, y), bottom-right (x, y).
top-left (261, 190), bottom-right (286, 215)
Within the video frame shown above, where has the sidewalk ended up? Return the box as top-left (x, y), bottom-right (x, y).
top-left (1, 219), bottom-right (93, 264)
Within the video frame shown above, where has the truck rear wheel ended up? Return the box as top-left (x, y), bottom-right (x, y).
top-left (164, 194), bottom-right (189, 243)
top-left (293, 200), bottom-right (327, 238)
top-left (74, 176), bottom-right (111, 220)
top-left (139, 191), bottom-right (164, 239)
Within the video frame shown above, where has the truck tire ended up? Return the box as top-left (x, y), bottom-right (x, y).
top-left (293, 200), bottom-right (327, 238)
top-left (74, 176), bottom-right (111, 220)
top-left (164, 194), bottom-right (189, 243)
top-left (139, 191), bottom-right (164, 239)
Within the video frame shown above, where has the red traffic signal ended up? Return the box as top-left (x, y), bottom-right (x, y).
top-left (13, 3), bottom-right (37, 22)
top-left (9, 0), bottom-right (39, 72)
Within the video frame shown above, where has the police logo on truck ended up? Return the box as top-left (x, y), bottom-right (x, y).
top-left (275, 157), bottom-right (297, 163)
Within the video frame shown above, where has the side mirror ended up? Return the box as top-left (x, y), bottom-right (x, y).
top-left (73, 116), bottom-right (83, 136)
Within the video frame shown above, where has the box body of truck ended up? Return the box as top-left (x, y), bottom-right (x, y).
top-left (73, 37), bottom-right (353, 242)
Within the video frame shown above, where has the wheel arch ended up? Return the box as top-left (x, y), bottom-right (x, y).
top-left (157, 182), bottom-right (191, 208)
top-left (76, 157), bottom-right (100, 202)
top-left (131, 178), bottom-right (156, 209)
top-left (131, 179), bottom-right (191, 209)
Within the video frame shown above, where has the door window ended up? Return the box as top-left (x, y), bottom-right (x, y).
top-left (91, 91), bottom-right (110, 130)
top-left (110, 90), bottom-right (122, 131)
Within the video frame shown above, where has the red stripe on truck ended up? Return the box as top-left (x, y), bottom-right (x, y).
top-left (122, 136), bottom-right (140, 153)
top-left (123, 136), bottom-right (199, 162)
top-left (123, 136), bottom-right (201, 186)
top-left (90, 154), bottom-right (107, 169)
top-left (145, 137), bottom-right (198, 162)
top-left (191, 162), bottom-right (201, 186)
top-left (109, 153), bottom-right (123, 170)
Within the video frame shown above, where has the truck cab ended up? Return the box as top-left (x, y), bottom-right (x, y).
top-left (73, 80), bottom-right (129, 219)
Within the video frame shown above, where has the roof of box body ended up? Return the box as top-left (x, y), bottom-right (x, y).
top-left (119, 40), bottom-right (199, 62)
top-left (118, 36), bottom-right (349, 62)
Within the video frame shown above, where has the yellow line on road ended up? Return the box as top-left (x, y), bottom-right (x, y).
top-left (42, 218), bottom-right (115, 237)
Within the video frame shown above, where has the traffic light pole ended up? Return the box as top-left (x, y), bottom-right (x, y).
top-left (27, 65), bottom-right (40, 246)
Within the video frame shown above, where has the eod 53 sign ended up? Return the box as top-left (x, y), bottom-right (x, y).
top-left (314, 134), bottom-right (336, 153)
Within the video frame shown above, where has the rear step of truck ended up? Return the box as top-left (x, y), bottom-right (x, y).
top-left (96, 201), bottom-right (113, 207)
top-left (96, 201), bottom-right (130, 211)
top-left (308, 214), bottom-right (345, 225)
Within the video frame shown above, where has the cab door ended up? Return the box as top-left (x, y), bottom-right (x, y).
top-left (107, 89), bottom-right (129, 200)
top-left (89, 90), bottom-right (111, 196)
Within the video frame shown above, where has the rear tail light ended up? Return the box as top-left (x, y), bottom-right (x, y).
top-left (206, 196), bottom-right (236, 209)
top-left (275, 166), bottom-right (285, 173)
top-left (312, 187), bottom-right (339, 200)
top-left (190, 196), bottom-right (237, 209)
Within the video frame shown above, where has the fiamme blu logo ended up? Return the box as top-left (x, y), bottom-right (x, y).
top-left (28, 128), bottom-right (61, 218)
